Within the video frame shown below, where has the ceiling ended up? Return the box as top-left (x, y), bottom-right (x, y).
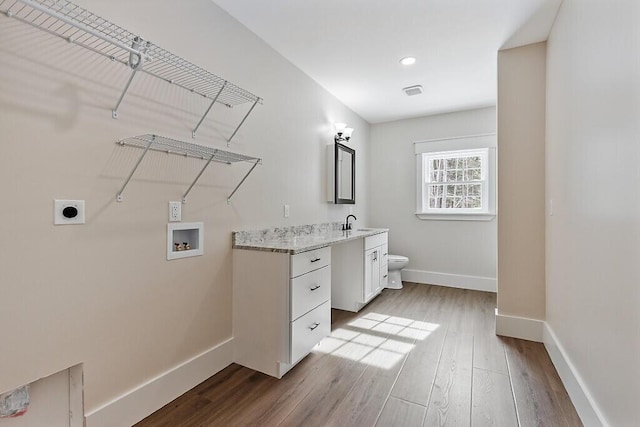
top-left (211, 0), bottom-right (561, 124)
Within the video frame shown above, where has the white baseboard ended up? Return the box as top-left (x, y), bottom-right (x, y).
top-left (402, 269), bottom-right (496, 292)
top-left (543, 324), bottom-right (607, 427)
top-left (495, 310), bottom-right (543, 342)
top-left (85, 338), bottom-right (233, 427)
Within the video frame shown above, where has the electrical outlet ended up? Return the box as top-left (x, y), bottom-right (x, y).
top-left (169, 201), bottom-right (181, 222)
top-left (284, 204), bottom-right (290, 218)
top-left (54, 200), bottom-right (85, 225)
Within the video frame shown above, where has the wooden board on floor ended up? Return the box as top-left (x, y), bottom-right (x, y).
top-left (471, 368), bottom-right (518, 426)
top-left (423, 330), bottom-right (473, 426)
top-left (376, 396), bottom-right (426, 427)
top-left (473, 292), bottom-right (509, 374)
top-left (503, 337), bottom-right (583, 426)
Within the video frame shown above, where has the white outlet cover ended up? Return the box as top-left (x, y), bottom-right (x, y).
top-left (54, 200), bottom-right (85, 225)
top-left (169, 201), bottom-right (181, 222)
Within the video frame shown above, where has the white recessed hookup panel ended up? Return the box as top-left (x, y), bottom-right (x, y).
top-left (167, 222), bottom-right (203, 260)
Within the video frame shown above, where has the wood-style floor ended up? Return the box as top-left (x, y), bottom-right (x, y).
top-left (136, 283), bottom-right (582, 427)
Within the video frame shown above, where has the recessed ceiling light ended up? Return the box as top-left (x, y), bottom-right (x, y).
top-left (400, 56), bottom-right (416, 66)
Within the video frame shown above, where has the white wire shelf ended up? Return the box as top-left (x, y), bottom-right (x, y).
top-left (117, 134), bottom-right (261, 203)
top-left (1, 0), bottom-right (262, 141)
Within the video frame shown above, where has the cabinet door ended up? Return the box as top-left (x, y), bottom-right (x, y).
top-left (379, 243), bottom-right (388, 292)
top-left (380, 262), bottom-right (388, 291)
top-left (373, 246), bottom-right (385, 295)
top-left (364, 248), bottom-right (380, 302)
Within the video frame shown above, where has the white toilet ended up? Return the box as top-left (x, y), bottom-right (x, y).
top-left (386, 255), bottom-right (409, 289)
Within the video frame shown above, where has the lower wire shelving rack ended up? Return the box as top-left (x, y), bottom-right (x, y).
top-left (116, 134), bottom-right (261, 203)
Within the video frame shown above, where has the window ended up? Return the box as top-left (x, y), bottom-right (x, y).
top-left (424, 148), bottom-right (487, 211)
top-left (415, 136), bottom-right (495, 221)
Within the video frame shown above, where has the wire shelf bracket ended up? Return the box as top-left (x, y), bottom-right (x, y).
top-left (192, 81), bottom-right (228, 139)
top-left (116, 134), bottom-right (261, 204)
top-left (112, 68), bottom-right (138, 120)
top-left (1, 0), bottom-right (263, 138)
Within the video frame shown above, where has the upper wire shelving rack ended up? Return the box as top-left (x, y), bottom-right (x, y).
top-left (1, 0), bottom-right (263, 142)
top-left (117, 134), bottom-right (261, 204)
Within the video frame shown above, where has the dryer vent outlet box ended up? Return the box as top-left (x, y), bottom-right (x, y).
top-left (54, 200), bottom-right (85, 225)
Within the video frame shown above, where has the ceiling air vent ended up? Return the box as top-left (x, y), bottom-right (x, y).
top-left (402, 85), bottom-right (423, 96)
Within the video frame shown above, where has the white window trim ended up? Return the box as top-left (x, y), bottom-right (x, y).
top-left (415, 134), bottom-right (496, 221)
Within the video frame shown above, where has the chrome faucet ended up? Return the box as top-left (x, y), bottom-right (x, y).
top-left (343, 214), bottom-right (357, 231)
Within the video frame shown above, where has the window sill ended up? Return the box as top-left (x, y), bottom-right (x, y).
top-left (415, 212), bottom-right (496, 222)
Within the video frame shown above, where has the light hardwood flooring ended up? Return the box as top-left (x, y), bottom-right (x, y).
top-left (136, 283), bottom-right (582, 427)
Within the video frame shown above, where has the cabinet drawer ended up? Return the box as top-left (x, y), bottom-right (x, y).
top-left (291, 246), bottom-right (331, 278)
top-left (290, 300), bottom-right (331, 363)
top-left (365, 232), bottom-right (388, 250)
top-left (291, 265), bottom-right (331, 320)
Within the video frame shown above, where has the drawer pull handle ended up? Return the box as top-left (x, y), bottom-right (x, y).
top-left (310, 258), bottom-right (321, 263)
top-left (309, 322), bottom-right (320, 331)
top-left (383, 274), bottom-right (388, 278)
top-left (310, 284), bottom-right (321, 291)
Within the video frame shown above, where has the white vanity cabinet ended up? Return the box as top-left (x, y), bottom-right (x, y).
top-left (233, 246), bottom-right (331, 378)
top-left (332, 232), bottom-right (388, 312)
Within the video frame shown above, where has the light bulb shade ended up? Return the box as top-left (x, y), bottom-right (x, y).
top-left (343, 128), bottom-right (354, 138)
top-left (400, 56), bottom-right (416, 66)
top-left (334, 123), bottom-right (347, 133)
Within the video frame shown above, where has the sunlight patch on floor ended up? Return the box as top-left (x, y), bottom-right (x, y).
top-left (314, 312), bottom-right (440, 369)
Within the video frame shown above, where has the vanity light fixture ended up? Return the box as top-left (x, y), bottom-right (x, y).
top-left (400, 56), bottom-right (416, 66)
top-left (334, 123), bottom-right (354, 143)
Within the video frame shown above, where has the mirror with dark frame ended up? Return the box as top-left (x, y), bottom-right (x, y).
top-left (335, 142), bottom-right (355, 204)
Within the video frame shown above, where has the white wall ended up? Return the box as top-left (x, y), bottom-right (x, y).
top-left (0, 0), bottom-right (368, 422)
top-left (369, 107), bottom-right (497, 291)
top-left (497, 42), bottom-right (546, 322)
top-left (546, 0), bottom-right (640, 425)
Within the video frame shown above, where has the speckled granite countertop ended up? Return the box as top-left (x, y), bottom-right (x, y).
top-left (232, 222), bottom-right (388, 254)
